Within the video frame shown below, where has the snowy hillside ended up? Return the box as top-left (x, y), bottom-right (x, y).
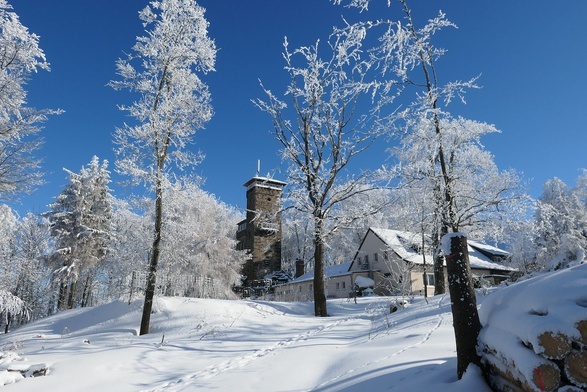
top-left (0, 294), bottom-right (491, 391)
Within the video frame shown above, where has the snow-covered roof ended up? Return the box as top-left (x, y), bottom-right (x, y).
top-left (368, 227), bottom-right (515, 272)
top-left (467, 247), bottom-right (514, 271)
top-left (468, 240), bottom-right (510, 257)
top-left (243, 176), bottom-right (287, 190)
top-left (369, 228), bottom-right (429, 264)
top-left (354, 275), bottom-right (375, 288)
top-left (290, 261), bottom-right (352, 284)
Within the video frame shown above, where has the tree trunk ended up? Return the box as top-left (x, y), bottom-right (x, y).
top-left (4, 312), bottom-right (11, 333)
top-left (140, 176), bottom-right (164, 336)
top-left (433, 229), bottom-right (446, 295)
top-left (81, 274), bottom-right (92, 307)
top-left (313, 218), bottom-right (327, 317)
top-left (444, 233), bottom-right (482, 379)
top-left (67, 280), bottom-right (77, 309)
top-left (433, 252), bottom-right (446, 295)
top-left (58, 279), bottom-right (68, 311)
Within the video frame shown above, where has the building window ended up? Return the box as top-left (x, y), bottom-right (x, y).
top-left (425, 273), bottom-right (435, 286)
top-left (360, 255), bottom-right (369, 270)
top-left (336, 282), bottom-right (340, 291)
top-left (342, 281), bottom-right (346, 289)
top-left (373, 253), bottom-right (379, 263)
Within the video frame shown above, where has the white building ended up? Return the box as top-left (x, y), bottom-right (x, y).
top-left (274, 227), bottom-right (515, 301)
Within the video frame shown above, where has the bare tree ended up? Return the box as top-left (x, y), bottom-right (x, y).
top-left (110, 0), bottom-right (216, 335)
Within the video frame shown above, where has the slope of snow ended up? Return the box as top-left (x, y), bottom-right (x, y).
top-left (0, 294), bottom-right (491, 391)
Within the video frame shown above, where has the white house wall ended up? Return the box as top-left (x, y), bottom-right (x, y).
top-left (275, 228), bottom-right (513, 302)
top-left (351, 231), bottom-right (411, 294)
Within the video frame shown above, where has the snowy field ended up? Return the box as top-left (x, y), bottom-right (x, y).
top-left (0, 292), bottom-right (492, 391)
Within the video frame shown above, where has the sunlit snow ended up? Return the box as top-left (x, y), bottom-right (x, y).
top-left (2, 264), bottom-right (585, 391)
top-left (0, 295), bottom-right (489, 391)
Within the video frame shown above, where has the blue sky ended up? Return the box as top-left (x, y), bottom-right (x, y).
top-left (7, 0), bottom-right (587, 216)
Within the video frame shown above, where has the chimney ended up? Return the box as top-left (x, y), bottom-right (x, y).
top-left (295, 259), bottom-right (305, 278)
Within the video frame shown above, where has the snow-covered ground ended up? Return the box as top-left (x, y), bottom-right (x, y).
top-left (0, 292), bottom-right (492, 391)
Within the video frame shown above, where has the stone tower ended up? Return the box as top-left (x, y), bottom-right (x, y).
top-left (236, 176), bottom-right (286, 285)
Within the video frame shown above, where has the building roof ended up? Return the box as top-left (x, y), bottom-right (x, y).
top-left (243, 176), bottom-right (287, 189)
top-left (289, 261), bottom-right (353, 284)
top-left (365, 227), bottom-right (515, 272)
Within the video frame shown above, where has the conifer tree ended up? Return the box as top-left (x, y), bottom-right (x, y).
top-left (46, 156), bottom-right (112, 310)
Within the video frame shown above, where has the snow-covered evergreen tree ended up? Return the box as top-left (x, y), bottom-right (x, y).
top-left (0, 0), bottom-right (61, 199)
top-left (45, 156), bottom-right (113, 311)
top-left (110, 0), bottom-right (216, 335)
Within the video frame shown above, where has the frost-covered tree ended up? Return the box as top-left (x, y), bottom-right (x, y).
top-left (281, 188), bottom-right (395, 277)
top-left (532, 175), bottom-right (587, 271)
top-left (5, 212), bottom-right (52, 330)
top-left (0, 1), bottom-right (61, 199)
top-left (102, 198), bottom-right (152, 304)
top-left (156, 181), bottom-right (247, 299)
top-left (281, 207), bottom-right (314, 276)
top-left (45, 156), bottom-right (112, 311)
top-left (0, 206), bottom-right (52, 331)
top-left (0, 204), bottom-right (19, 327)
top-left (331, 0), bottom-right (477, 293)
top-left (326, 187), bottom-right (398, 265)
top-left (0, 204), bottom-right (17, 267)
top-left (393, 113), bottom-right (528, 241)
top-left (331, 0), bottom-right (530, 378)
top-left (255, 31), bottom-right (393, 316)
top-left (334, 0), bottom-right (529, 287)
top-left (0, 289), bottom-right (25, 332)
top-left (110, 0), bottom-right (216, 335)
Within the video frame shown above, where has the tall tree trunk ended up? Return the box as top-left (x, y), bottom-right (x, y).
top-left (421, 228), bottom-right (429, 301)
top-left (433, 226), bottom-right (447, 295)
top-left (444, 233), bottom-right (482, 379)
top-left (81, 274), bottom-right (92, 307)
top-left (313, 217), bottom-right (327, 317)
top-left (140, 174), bottom-right (164, 336)
top-left (4, 312), bottom-right (11, 333)
top-left (58, 279), bottom-right (68, 311)
top-left (67, 280), bottom-right (77, 309)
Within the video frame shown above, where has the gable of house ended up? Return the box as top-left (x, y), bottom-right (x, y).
top-left (351, 227), bottom-right (515, 290)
